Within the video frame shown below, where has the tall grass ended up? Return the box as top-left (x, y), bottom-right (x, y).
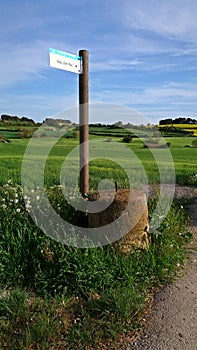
top-left (0, 181), bottom-right (193, 349)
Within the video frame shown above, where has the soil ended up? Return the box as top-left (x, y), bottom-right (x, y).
top-left (124, 186), bottom-right (197, 350)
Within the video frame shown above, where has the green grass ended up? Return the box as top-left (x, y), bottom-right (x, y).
top-left (0, 181), bottom-right (193, 349)
top-left (0, 136), bottom-right (197, 188)
top-left (0, 129), bottom-right (20, 139)
top-left (0, 126), bottom-right (196, 348)
top-left (89, 126), bottom-right (137, 138)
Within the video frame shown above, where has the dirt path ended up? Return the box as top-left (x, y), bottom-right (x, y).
top-left (127, 187), bottom-right (197, 350)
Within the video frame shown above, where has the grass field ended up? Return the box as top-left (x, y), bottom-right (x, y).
top-left (0, 129), bottom-right (20, 139)
top-left (0, 135), bottom-right (196, 187)
top-left (0, 128), bottom-right (196, 349)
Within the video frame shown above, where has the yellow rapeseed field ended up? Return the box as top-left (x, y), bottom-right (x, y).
top-left (158, 124), bottom-right (197, 136)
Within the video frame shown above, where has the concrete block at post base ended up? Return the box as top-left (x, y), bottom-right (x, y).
top-left (88, 189), bottom-right (150, 253)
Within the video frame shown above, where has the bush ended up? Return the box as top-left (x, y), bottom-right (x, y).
top-left (122, 135), bottom-right (132, 143)
top-left (0, 134), bottom-right (7, 143)
top-left (192, 139), bottom-right (197, 147)
top-left (18, 128), bottom-right (33, 138)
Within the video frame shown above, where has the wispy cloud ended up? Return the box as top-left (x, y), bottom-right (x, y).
top-left (91, 81), bottom-right (197, 122)
top-left (0, 41), bottom-right (49, 88)
top-left (0, 92), bottom-right (78, 121)
top-left (123, 1), bottom-right (197, 40)
top-left (1, 0), bottom-right (196, 87)
top-left (0, 38), bottom-right (77, 89)
top-left (0, 0), bottom-right (196, 123)
top-left (1, 81), bottom-right (197, 124)
top-left (91, 58), bottom-right (142, 72)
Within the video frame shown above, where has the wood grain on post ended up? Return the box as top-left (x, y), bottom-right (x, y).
top-left (79, 50), bottom-right (89, 195)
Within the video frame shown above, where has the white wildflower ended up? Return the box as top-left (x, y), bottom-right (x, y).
top-left (36, 195), bottom-right (40, 201)
top-left (16, 208), bottom-right (21, 213)
top-left (2, 204), bottom-right (7, 209)
top-left (26, 201), bottom-right (32, 211)
top-left (14, 199), bottom-right (19, 204)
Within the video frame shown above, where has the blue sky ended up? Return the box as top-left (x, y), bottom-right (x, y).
top-left (0, 0), bottom-right (197, 124)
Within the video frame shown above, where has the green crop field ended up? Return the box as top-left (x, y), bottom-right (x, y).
top-left (0, 134), bottom-right (197, 187)
top-left (0, 129), bottom-right (20, 139)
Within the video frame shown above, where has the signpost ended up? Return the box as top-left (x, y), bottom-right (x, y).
top-left (49, 48), bottom-right (82, 74)
top-left (49, 48), bottom-right (89, 196)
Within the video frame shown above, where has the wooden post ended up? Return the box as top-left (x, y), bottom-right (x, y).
top-left (79, 50), bottom-right (89, 196)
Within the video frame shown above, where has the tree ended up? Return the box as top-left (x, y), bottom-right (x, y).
top-left (122, 135), bottom-right (133, 143)
top-left (18, 128), bottom-right (33, 138)
top-left (114, 121), bottom-right (123, 127)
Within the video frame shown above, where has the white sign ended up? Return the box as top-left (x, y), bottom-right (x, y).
top-left (49, 48), bottom-right (82, 74)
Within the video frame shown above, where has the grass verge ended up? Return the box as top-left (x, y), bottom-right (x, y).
top-left (0, 182), bottom-right (193, 349)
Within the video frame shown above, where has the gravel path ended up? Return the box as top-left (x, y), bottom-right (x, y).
top-left (127, 188), bottom-right (197, 350)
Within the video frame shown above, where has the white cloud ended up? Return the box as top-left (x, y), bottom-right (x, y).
top-left (142, 82), bottom-right (197, 102)
top-left (0, 0), bottom-right (196, 125)
top-left (0, 41), bottom-right (50, 88)
top-left (0, 38), bottom-right (78, 88)
top-left (1, 81), bottom-right (197, 125)
top-left (91, 58), bottom-right (142, 72)
top-left (0, 0), bottom-right (196, 88)
top-left (123, 0), bottom-right (197, 40)
top-left (0, 92), bottom-right (78, 122)
top-left (91, 81), bottom-right (197, 121)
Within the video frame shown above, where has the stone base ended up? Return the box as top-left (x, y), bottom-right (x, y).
top-left (88, 189), bottom-right (150, 253)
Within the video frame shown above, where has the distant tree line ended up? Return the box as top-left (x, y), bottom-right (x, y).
top-left (1, 114), bottom-right (35, 124)
top-left (159, 117), bottom-right (197, 125)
